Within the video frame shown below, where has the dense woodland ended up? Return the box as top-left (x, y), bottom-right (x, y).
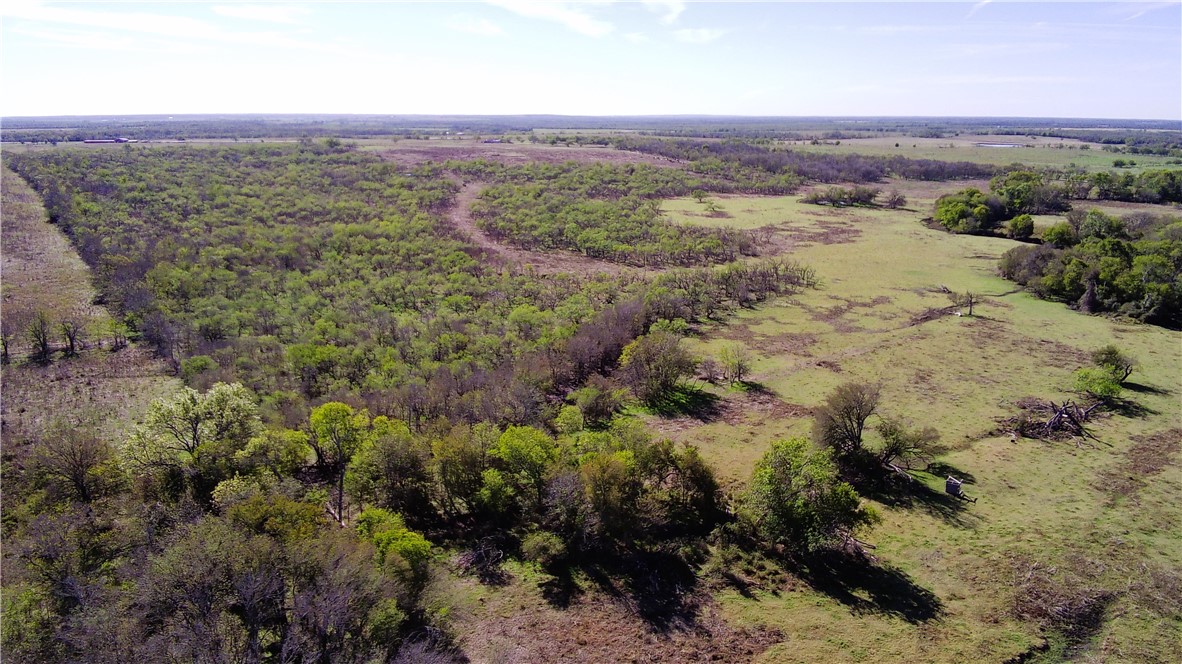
top-left (2, 142), bottom-right (828, 662)
top-left (3, 129), bottom-right (1180, 662)
top-left (999, 210), bottom-right (1182, 327)
top-left (925, 169), bottom-right (1182, 326)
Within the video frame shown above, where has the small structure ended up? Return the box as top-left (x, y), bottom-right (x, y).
top-left (945, 476), bottom-right (977, 503)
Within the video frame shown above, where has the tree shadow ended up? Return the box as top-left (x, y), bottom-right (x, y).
top-left (539, 566), bottom-right (582, 609)
top-left (925, 461), bottom-right (976, 484)
top-left (1122, 382), bottom-right (1170, 397)
top-left (788, 550), bottom-right (943, 624)
top-left (648, 385), bottom-right (722, 422)
top-left (541, 549), bottom-right (702, 633)
top-left (857, 471), bottom-right (982, 530)
top-left (1105, 396), bottom-right (1158, 418)
top-left (731, 380), bottom-right (772, 395)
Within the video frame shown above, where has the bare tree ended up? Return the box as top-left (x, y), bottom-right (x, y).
top-left (27, 309), bottom-right (53, 360)
top-left (60, 317), bottom-right (85, 356)
top-left (32, 423), bottom-right (117, 503)
top-left (812, 382), bottom-right (881, 458)
top-left (0, 313), bottom-right (18, 363)
top-left (950, 290), bottom-right (980, 316)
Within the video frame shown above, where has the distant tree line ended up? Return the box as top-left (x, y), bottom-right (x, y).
top-left (603, 136), bottom-right (1000, 183)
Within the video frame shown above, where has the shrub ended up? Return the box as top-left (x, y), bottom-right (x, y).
top-left (521, 531), bottom-right (567, 568)
top-left (745, 438), bottom-right (878, 551)
top-left (1007, 214), bottom-right (1034, 240)
top-left (1072, 368), bottom-right (1122, 399)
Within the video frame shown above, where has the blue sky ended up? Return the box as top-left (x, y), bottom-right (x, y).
top-left (3, 1), bottom-right (1179, 119)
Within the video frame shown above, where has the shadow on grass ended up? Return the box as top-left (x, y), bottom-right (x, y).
top-left (541, 549), bottom-right (702, 633)
top-left (860, 473), bottom-right (983, 530)
top-left (730, 380), bottom-right (772, 395)
top-left (647, 385), bottom-right (722, 421)
top-left (1105, 396), bottom-right (1158, 418)
top-left (849, 460), bottom-right (982, 529)
top-left (789, 550), bottom-right (943, 624)
top-left (1122, 381), bottom-right (1170, 396)
top-left (925, 461), bottom-right (976, 484)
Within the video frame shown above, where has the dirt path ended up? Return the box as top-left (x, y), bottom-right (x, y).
top-left (446, 182), bottom-right (646, 278)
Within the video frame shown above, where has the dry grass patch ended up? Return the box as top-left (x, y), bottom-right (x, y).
top-left (1, 165), bottom-right (178, 452)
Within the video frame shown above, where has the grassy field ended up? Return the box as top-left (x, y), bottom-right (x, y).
top-left (654, 182), bottom-right (1181, 662)
top-left (0, 164), bottom-right (178, 447)
top-left (786, 135), bottom-right (1181, 172)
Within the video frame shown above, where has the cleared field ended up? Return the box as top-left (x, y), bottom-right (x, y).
top-left (649, 187), bottom-right (1182, 662)
top-left (787, 135), bottom-right (1181, 172)
top-left (0, 165), bottom-right (178, 445)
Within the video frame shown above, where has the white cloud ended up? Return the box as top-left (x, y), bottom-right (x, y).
top-left (211, 5), bottom-right (310, 25)
top-left (485, 1), bottom-right (614, 37)
top-left (447, 15), bottom-right (505, 36)
top-left (623, 31), bottom-right (649, 44)
top-left (966, 0), bottom-right (992, 19)
top-left (642, 0), bottom-right (684, 25)
top-left (673, 28), bottom-right (725, 44)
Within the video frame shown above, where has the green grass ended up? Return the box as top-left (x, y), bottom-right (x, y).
top-left (787, 135), bottom-right (1182, 173)
top-left (648, 189), bottom-right (1182, 663)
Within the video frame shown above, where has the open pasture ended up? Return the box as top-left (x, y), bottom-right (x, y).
top-left (788, 134), bottom-right (1181, 172)
top-left (648, 185), bottom-right (1182, 662)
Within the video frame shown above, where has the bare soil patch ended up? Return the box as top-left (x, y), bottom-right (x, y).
top-left (1095, 428), bottom-right (1182, 503)
top-left (778, 219), bottom-right (861, 246)
top-left (467, 581), bottom-right (779, 663)
top-left (646, 386), bottom-right (811, 436)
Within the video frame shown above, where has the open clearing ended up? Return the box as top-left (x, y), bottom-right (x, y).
top-left (788, 134), bottom-right (1181, 172)
top-left (649, 182), bottom-right (1182, 662)
top-left (0, 165), bottom-right (178, 448)
top-left (370, 137), bottom-right (687, 168)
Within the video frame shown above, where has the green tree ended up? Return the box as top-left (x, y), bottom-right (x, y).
top-left (1042, 221), bottom-right (1078, 249)
top-left (1007, 214), bottom-right (1035, 240)
top-left (580, 450), bottom-right (641, 538)
top-left (1073, 368), bottom-right (1122, 399)
top-left (432, 423), bottom-right (498, 513)
top-left (571, 375), bottom-right (629, 426)
top-left (1090, 344), bottom-right (1136, 384)
top-left (122, 383), bottom-right (261, 498)
top-left (875, 417), bottom-right (945, 471)
top-left (719, 343), bottom-right (753, 384)
top-left (309, 402), bottom-right (371, 523)
top-left (490, 425), bottom-right (558, 513)
top-left (234, 428), bottom-right (310, 480)
top-left (745, 438), bottom-right (878, 551)
top-left (554, 405), bottom-right (585, 434)
top-left (618, 331), bottom-right (696, 405)
top-left (346, 418), bottom-right (434, 523)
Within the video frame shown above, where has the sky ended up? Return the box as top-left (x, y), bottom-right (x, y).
top-left (2, 1), bottom-right (1180, 120)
